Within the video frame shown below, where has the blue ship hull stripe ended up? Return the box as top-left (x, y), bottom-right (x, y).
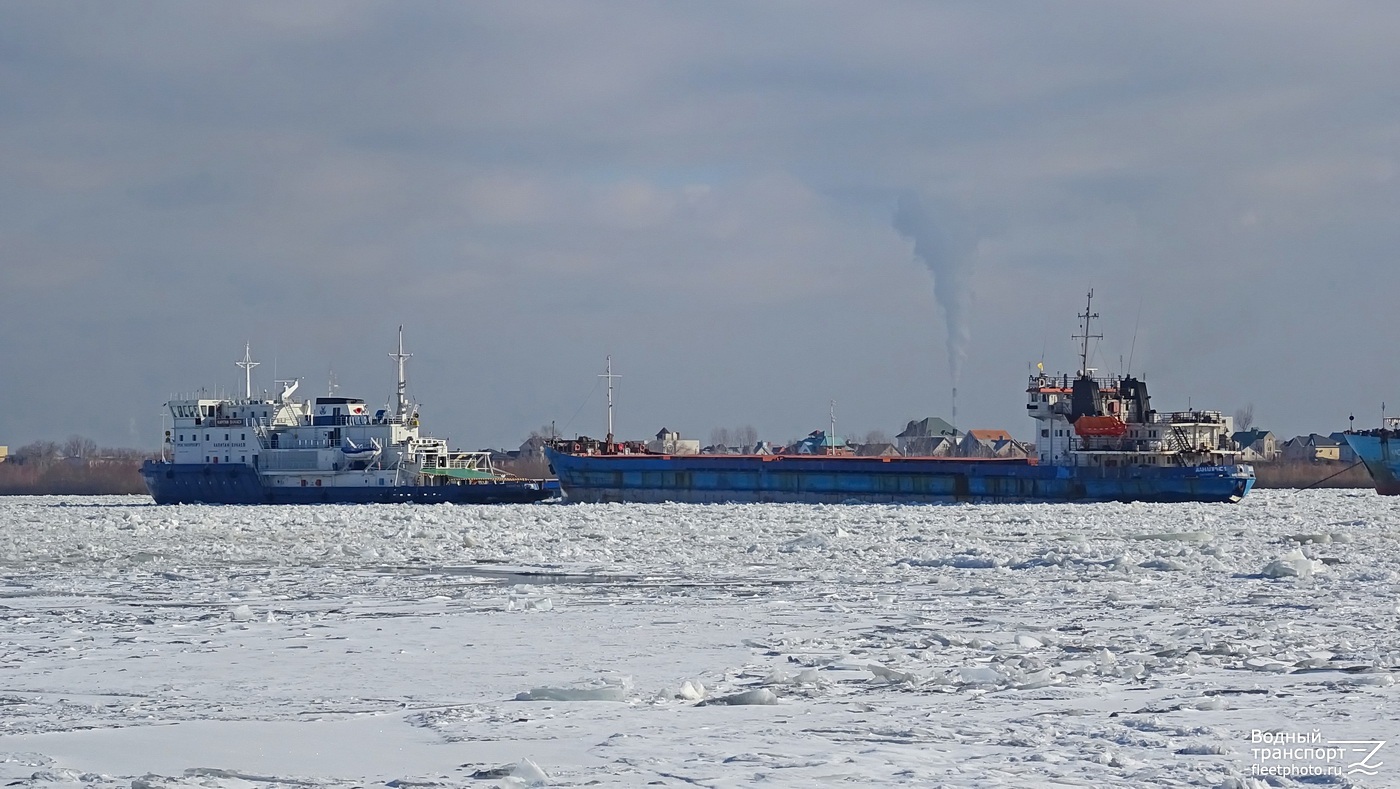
top-left (141, 461), bottom-right (558, 505)
top-left (544, 449), bottom-right (1253, 504)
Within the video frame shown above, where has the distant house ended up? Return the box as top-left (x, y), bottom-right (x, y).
top-left (790, 430), bottom-right (851, 455)
top-left (0, 446), bottom-right (7, 463)
top-left (1281, 434), bottom-right (1341, 462)
top-left (965, 429), bottom-right (1013, 443)
top-left (958, 430), bottom-right (1031, 459)
top-left (854, 442), bottom-right (901, 457)
top-left (896, 417), bottom-right (959, 455)
top-left (1328, 432), bottom-right (1359, 463)
top-left (647, 428), bottom-right (700, 455)
top-left (906, 435), bottom-right (957, 457)
top-left (517, 435), bottom-right (551, 458)
top-left (1231, 430), bottom-right (1279, 461)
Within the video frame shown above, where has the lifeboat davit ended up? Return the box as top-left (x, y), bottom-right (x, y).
top-left (1074, 415), bottom-right (1128, 437)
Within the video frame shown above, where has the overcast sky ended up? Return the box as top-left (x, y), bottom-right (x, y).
top-left (3, 1), bottom-right (1399, 451)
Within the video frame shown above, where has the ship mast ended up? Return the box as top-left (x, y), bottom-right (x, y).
top-left (830, 399), bottom-right (837, 455)
top-left (389, 326), bottom-right (412, 419)
top-left (1073, 289), bottom-right (1101, 377)
top-left (235, 343), bottom-right (260, 399)
top-left (599, 355), bottom-right (620, 439)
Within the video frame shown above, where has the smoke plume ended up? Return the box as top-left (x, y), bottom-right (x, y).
top-left (893, 192), bottom-right (975, 387)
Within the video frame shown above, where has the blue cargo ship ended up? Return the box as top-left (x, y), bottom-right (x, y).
top-left (546, 292), bottom-right (1254, 505)
top-left (544, 451), bottom-right (1252, 504)
top-left (1343, 423), bottom-right (1400, 495)
top-left (141, 331), bottom-right (558, 505)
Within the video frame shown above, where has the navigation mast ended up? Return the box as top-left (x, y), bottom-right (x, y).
top-left (830, 399), bottom-right (837, 454)
top-left (599, 355), bottom-right (621, 440)
top-left (389, 327), bottom-right (412, 419)
top-left (235, 343), bottom-right (260, 399)
top-left (1073, 289), bottom-right (1101, 376)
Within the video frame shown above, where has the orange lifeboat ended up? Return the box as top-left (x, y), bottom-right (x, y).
top-left (1074, 415), bottom-right (1128, 437)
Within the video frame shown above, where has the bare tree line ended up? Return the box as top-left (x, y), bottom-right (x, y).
top-left (0, 436), bottom-right (152, 495)
top-left (708, 425), bottom-right (759, 449)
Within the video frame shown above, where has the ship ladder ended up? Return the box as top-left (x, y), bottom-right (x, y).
top-left (1170, 427), bottom-right (1193, 453)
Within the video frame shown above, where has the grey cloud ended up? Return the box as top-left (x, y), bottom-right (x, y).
top-left (2, 2), bottom-right (1400, 450)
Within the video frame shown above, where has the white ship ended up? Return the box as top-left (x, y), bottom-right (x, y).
top-left (141, 329), bottom-right (557, 504)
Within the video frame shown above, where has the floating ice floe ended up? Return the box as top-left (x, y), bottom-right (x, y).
top-left (900, 549), bottom-right (1004, 569)
top-left (1241, 657), bottom-right (1291, 673)
top-left (761, 668), bottom-right (823, 687)
top-left (780, 533), bottom-right (830, 552)
top-left (677, 680), bottom-right (706, 700)
top-left (1137, 557), bottom-right (1189, 571)
top-left (1260, 548), bottom-right (1326, 579)
top-left (866, 663), bottom-right (918, 685)
top-left (1288, 531), bottom-right (1356, 544)
top-left (516, 676), bottom-right (631, 702)
top-left (1130, 531), bottom-right (1213, 542)
top-left (515, 685), bottom-right (625, 702)
top-left (697, 688), bottom-right (780, 706)
top-left (506, 585), bottom-right (553, 611)
top-left (1344, 670), bottom-right (1396, 687)
top-left (511, 757), bottom-right (550, 785)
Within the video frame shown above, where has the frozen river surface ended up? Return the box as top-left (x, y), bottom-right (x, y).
top-left (0, 491), bottom-right (1397, 788)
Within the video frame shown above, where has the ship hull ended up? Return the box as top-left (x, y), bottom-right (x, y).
top-left (545, 450), bottom-right (1254, 505)
top-left (1343, 433), bottom-right (1400, 495)
top-left (142, 461), bottom-right (559, 505)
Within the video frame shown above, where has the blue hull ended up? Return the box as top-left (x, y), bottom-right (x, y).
top-left (545, 450), bottom-right (1254, 504)
top-left (1343, 433), bottom-right (1400, 495)
top-left (141, 461), bottom-right (559, 505)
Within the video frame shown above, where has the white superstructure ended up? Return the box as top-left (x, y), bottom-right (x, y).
top-left (1025, 291), bottom-right (1239, 470)
top-left (161, 329), bottom-right (500, 490)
